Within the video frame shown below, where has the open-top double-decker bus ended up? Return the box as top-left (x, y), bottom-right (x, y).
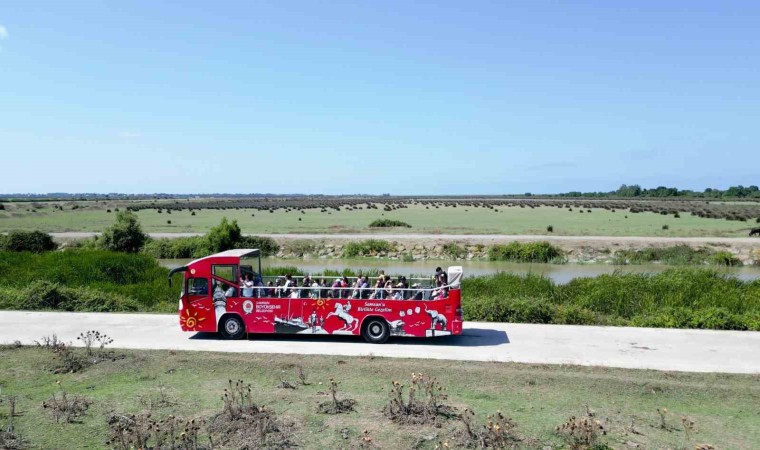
top-left (168, 249), bottom-right (463, 343)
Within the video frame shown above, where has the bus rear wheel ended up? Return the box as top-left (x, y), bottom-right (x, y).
top-left (362, 318), bottom-right (389, 344)
top-left (219, 315), bottom-right (246, 340)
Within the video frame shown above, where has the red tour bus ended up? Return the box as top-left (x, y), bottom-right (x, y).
top-left (168, 249), bottom-right (463, 343)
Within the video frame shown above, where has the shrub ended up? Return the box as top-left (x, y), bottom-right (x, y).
top-left (369, 219), bottom-right (411, 228)
top-left (547, 225), bottom-right (554, 233)
top-left (709, 251), bottom-right (742, 267)
top-left (206, 217), bottom-right (242, 253)
top-left (343, 239), bottom-right (394, 257)
top-left (487, 241), bottom-right (563, 263)
top-left (442, 242), bottom-right (466, 259)
top-left (99, 211), bottom-right (147, 253)
top-left (0, 230), bottom-right (57, 252)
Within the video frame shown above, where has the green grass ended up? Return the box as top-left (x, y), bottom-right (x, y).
top-left (1, 347), bottom-right (757, 449)
top-left (613, 245), bottom-right (743, 266)
top-left (1, 203), bottom-right (755, 236)
top-left (462, 269), bottom-right (760, 330)
top-left (0, 251), bottom-right (180, 311)
top-left (1, 251), bottom-right (758, 330)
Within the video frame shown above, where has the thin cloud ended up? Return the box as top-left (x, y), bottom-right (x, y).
top-left (0, 26), bottom-right (8, 39)
top-left (117, 131), bottom-right (142, 138)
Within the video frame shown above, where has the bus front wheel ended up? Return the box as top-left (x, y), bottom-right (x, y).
top-left (219, 315), bottom-right (246, 340)
top-left (362, 318), bottom-right (389, 344)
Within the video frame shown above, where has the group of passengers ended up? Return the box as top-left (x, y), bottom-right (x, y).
top-left (233, 267), bottom-right (450, 300)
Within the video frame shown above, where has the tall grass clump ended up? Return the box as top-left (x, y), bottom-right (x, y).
top-left (461, 269), bottom-right (760, 330)
top-left (369, 219), bottom-right (411, 228)
top-left (0, 250), bottom-right (179, 312)
top-left (343, 239), bottom-right (395, 257)
top-left (612, 245), bottom-right (732, 266)
top-left (487, 242), bottom-right (564, 263)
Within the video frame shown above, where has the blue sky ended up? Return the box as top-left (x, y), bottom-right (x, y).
top-left (1, 1), bottom-right (758, 194)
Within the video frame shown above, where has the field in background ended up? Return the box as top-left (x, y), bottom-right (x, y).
top-left (2, 201), bottom-right (758, 236)
top-left (1, 347), bottom-right (757, 449)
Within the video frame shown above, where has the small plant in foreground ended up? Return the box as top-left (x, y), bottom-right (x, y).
top-left (35, 334), bottom-right (86, 373)
top-left (384, 372), bottom-right (457, 425)
top-left (555, 414), bottom-right (606, 450)
top-left (657, 407), bottom-right (669, 430)
top-left (77, 330), bottom-right (113, 356)
top-left (459, 408), bottom-right (520, 449)
top-left (42, 383), bottom-right (91, 423)
top-left (208, 379), bottom-right (293, 449)
top-left (318, 378), bottom-right (356, 414)
top-left (681, 416), bottom-right (696, 441)
top-left (107, 412), bottom-right (204, 450)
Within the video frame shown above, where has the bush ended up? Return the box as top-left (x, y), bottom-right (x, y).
top-left (369, 219), bottom-right (411, 228)
top-left (709, 251), bottom-right (742, 267)
top-left (442, 242), bottom-right (467, 259)
top-left (547, 225), bottom-right (554, 233)
top-left (343, 239), bottom-right (394, 257)
top-left (206, 217), bottom-right (242, 253)
top-left (98, 211), bottom-right (147, 253)
top-left (487, 242), bottom-right (563, 263)
top-left (0, 230), bottom-right (57, 252)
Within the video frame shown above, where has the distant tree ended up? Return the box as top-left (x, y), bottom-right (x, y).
top-left (616, 184), bottom-right (642, 197)
top-left (99, 210), bottom-right (147, 253)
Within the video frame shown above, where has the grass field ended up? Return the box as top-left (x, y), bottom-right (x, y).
top-left (1, 202), bottom-right (757, 236)
top-left (1, 346), bottom-right (757, 449)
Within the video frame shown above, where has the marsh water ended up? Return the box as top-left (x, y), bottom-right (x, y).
top-left (159, 257), bottom-right (760, 284)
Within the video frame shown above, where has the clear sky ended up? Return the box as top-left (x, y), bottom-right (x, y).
top-left (1, 1), bottom-right (758, 194)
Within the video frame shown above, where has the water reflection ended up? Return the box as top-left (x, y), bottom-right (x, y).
top-left (159, 258), bottom-right (760, 284)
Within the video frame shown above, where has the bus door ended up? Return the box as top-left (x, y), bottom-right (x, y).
top-left (181, 276), bottom-right (216, 332)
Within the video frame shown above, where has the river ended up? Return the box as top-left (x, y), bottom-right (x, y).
top-left (159, 258), bottom-right (760, 284)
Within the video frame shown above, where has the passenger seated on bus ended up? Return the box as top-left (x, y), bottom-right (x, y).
top-left (394, 276), bottom-right (408, 300)
top-left (359, 276), bottom-right (370, 299)
top-left (410, 283), bottom-right (424, 301)
top-left (384, 279), bottom-right (395, 299)
top-left (371, 277), bottom-right (385, 299)
top-left (330, 278), bottom-right (342, 298)
top-left (310, 278), bottom-right (321, 299)
top-left (341, 276), bottom-right (350, 298)
top-left (301, 276), bottom-right (312, 298)
top-left (266, 281), bottom-right (275, 297)
top-left (242, 274), bottom-right (255, 297)
top-left (318, 278), bottom-right (327, 298)
top-left (281, 274), bottom-right (294, 297)
top-left (431, 280), bottom-right (446, 300)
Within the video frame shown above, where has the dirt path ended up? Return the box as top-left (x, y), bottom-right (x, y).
top-left (2, 311), bottom-right (758, 373)
top-left (50, 231), bottom-right (760, 244)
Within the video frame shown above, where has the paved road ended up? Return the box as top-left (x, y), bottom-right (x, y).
top-left (51, 232), bottom-right (760, 244)
top-left (2, 311), bottom-right (758, 374)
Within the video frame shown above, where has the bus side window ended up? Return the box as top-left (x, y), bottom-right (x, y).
top-left (188, 278), bottom-right (209, 296)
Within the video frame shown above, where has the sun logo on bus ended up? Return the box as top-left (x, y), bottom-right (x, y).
top-left (312, 299), bottom-right (327, 311)
top-left (180, 308), bottom-right (205, 330)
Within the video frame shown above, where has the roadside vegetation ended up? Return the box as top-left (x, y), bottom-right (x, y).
top-left (463, 270), bottom-right (760, 330)
top-left (2, 249), bottom-right (757, 330)
top-left (1, 345), bottom-right (755, 449)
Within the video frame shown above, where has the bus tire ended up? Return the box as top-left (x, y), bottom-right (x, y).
top-left (362, 317), bottom-right (389, 344)
top-left (219, 314), bottom-right (246, 340)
